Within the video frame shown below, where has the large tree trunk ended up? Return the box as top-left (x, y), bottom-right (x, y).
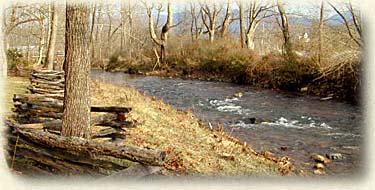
top-left (246, 26), bottom-right (256, 50)
top-left (146, 2), bottom-right (173, 63)
top-left (62, 3), bottom-right (91, 138)
top-left (159, 3), bottom-right (172, 62)
top-left (45, 2), bottom-right (58, 70)
top-left (208, 30), bottom-right (215, 43)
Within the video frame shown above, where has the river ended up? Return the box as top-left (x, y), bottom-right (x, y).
top-left (92, 70), bottom-right (363, 176)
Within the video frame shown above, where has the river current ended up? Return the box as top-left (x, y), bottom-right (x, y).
top-left (92, 70), bottom-right (363, 176)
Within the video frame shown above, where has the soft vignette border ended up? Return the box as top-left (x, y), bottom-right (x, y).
top-left (0, 0), bottom-right (373, 189)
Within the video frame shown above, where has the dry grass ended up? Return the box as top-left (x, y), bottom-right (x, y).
top-left (3, 77), bottom-right (29, 114)
top-left (90, 80), bottom-right (283, 176)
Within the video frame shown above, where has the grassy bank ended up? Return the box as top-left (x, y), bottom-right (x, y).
top-left (3, 77), bottom-right (29, 114)
top-left (104, 40), bottom-right (361, 104)
top-left (91, 80), bottom-right (290, 176)
top-left (4, 77), bottom-right (291, 176)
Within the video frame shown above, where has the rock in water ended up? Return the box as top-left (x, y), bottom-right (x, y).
top-left (280, 146), bottom-right (288, 151)
top-left (234, 92), bottom-right (243, 98)
top-left (264, 151), bottom-right (276, 160)
top-left (314, 163), bottom-right (325, 170)
top-left (311, 154), bottom-right (331, 164)
top-left (326, 153), bottom-right (344, 160)
top-left (320, 97), bottom-right (333, 101)
top-left (313, 169), bottom-right (326, 175)
top-left (243, 117), bottom-right (256, 124)
top-left (300, 87), bottom-right (308, 92)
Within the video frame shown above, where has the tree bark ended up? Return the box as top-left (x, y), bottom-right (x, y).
top-left (36, 18), bottom-right (46, 66)
top-left (120, 2), bottom-right (126, 50)
top-left (239, 2), bottom-right (246, 48)
top-left (220, 0), bottom-right (232, 38)
top-left (62, 3), bottom-right (91, 138)
top-left (146, 2), bottom-right (173, 63)
top-left (13, 127), bottom-right (166, 166)
top-left (189, 3), bottom-right (200, 41)
top-left (89, 4), bottom-right (96, 60)
top-left (246, 26), bottom-right (256, 49)
top-left (93, 4), bottom-right (102, 60)
top-left (277, 0), bottom-right (294, 61)
top-left (318, 0), bottom-right (324, 66)
top-left (0, 6), bottom-right (7, 77)
top-left (201, 3), bottom-right (219, 43)
top-left (27, 29), bottom-right (31, 63)
top-left (45, 2), bottom-right (58, 70)
top-left (106, 7), bottom-right (112, 58)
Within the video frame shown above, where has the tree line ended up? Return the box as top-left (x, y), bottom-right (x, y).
top-left (0, 0), bottom-right (362, 77)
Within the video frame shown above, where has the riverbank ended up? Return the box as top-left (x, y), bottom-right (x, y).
top-left (102, 41), bottom-right (361, 104)
top-left (92, 70), bottom-right (362, 176)
top-left (4, 77), bottom-right (293, 177)
top-left (90, 80), bottom-right (290, 176)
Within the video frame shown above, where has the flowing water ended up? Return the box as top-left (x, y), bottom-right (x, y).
top-left (91, 70), bottom-right (363, 176)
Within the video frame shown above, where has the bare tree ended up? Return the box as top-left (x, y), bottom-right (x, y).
top-left (21, 6), bottom-right (49, 66)
top-left (3, 4), bottom-right (46, 69)
top-left (89, 3), bottom-right (96, 53)
top-left (239, 1), bottom-right (246, 48)
top-left (36, 17), bottom-right (46, 66)
top-left (127, 1), bottom-right (134, 54)
top-left (244, 1), bottom-right (274, 50)
top-left (120, 2), bottom-right (126, 50)
top-left (276, 0), bottom-right (294, 60)
top-left (105, 5), bottom-right (112, 58)
top-left (62, 2), bottom-right (91, 138)
top-left (93, 3), bottom-right (103, 60)
top-left (189, 3), bottom-right (204, 40)
top-left (201, 2), bottom-right (222, 42)
top-left (1, 4), bottom-right (7, 77)
top-left (328, 1), bottom-right (362, 48)
top-left (45, 1), bottom-right (58, 70)
top-left (4, 5), bottom-right (41, 36)
top-left (220, 0), bottom-right (232, 38)
top-left (318, 0), bottom-right (324, 65)
top-left (145, 1), bottom-right (175, 63)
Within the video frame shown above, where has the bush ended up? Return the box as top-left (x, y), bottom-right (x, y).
top-left (311, 51), bottom-right (361, 103)
top-left (244, 53), bottom-right (319, 90)
top-left (164, 39), bottom-right (260, 83)
top-left (6, 49), bottom-right (31, 75)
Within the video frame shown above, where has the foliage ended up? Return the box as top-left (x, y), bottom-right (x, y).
top-left (310, 50), bottom-right (362, 103)
top-left (6, 49), bottom-right (32, 76)
top-left (102, 37), bottom-right (360, 102)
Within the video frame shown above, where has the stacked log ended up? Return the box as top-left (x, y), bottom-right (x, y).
top-left (29, 70), bottom-right (65, 95)
top-left (5, 120), bottom-right (165, 176)
top-left (5, 70), bottom-right (166, 177)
